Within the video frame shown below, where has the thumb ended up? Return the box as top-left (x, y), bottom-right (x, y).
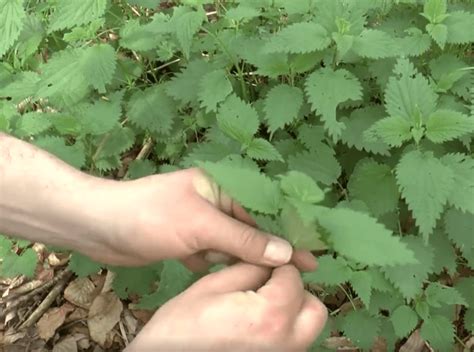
top-left (201, 206), bottom-right (293, 267)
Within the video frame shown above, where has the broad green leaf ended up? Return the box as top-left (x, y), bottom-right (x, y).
top-left (352, 29), bottom-right (398, 59)
top-left (421, 0), bottom-right (447, 23)
top-left (385, 61), bottom-right (438, 123)
top-left (127, 160), bottom-right (157, 180)
top-left (95, 126), bottom-right (135, 159)
top-left (427, 23), bottom-right (447, 49)
top-left (288, 147), bottom-right (341, 186)
top-left (68, 253), bottom-right (102, 278)
top-left (49, 0), bottom-right (107, 32)
top-left (280, 203), bottom-right (326, 250)
top-left (200, 160), bottom-right (281, 214)
top-left (429, 231), bottom-right (457, 275)
top-left (81, 95), bottom-right (123, 136)
top-left (305, 68), bottom-right (362, 139)
top-left (317, 207), bottom-right (416, 266)
top-left (128, 85), bottom-right (176, 135)
top-left (341, 310), bottom-right (381, 351)
top-left (441, 154), bottom-right (474, 214)
top-left (420, 315), bottom-right (454, 351)
top-left (350, 271), bottom-right (373, 307)
top-left (225, 5), bottom-right (260, 23)
top-left (35, 136), bottom-right (86, 169)
top-left (340, 106), bottom-right (390, 155)
top-left (217, 95), bottom-right (260, 145)
top-left (444, 11), bottom-right (474, 44)
top-left (279, 171), bottom-right (325, 204)
top-left (15, 112), bottom-right (53, 137)
top-left (126, 0), bottom-right (161, 8)
top-left (390, 305), bottom-right (419, 338)
top-left (0, 0), bottom-right (26, 57)
top-left (80, 44), bottom-right (117, 93)
top-left (245, 138), bottom-right (283, 162)
top-left (174, 9), bottom-right (205, 59)
top-left (396, 150), bottom-right (454, 239)
top-left (112, 266), bottom-right (158, 299)
top-left (444, 208), bottom-right (474, 262)
top-left (198, 69), bottom-right (233, 113)
top-left (383, 236), bottom-right (434, 300)
top-left (137, 260), bottom-right (194, 309)
top-left (264, 84), bottom-right (304, 134)
top-left (425, 109), bottom-right (474, 143)
top-left (264, 22), bottom-right (331, 54)
top-left (303, 255), bottom-right (352, 286)
top-left (0, 248), bottom-right (37, 278)
top-left (348, 159), bottom-right (399, 216)
top-left (425, 283), bottom-right (467, 308)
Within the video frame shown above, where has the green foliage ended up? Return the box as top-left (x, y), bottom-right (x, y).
top-left (1, 0), bottom-right (472, 349)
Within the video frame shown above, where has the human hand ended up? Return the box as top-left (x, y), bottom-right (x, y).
top-left (88, 168), bottom-right (317, 271)
top-left (126, 263), bottom-right (328, 352)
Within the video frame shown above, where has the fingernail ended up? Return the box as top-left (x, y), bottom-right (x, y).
top-left (263, 237), bottom-right (293, 265)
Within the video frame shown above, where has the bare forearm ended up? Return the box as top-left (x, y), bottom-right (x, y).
top-left (0, 133), bottom-right (114, 254)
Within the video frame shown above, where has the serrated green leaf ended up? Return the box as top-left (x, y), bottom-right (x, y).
top-left (128, 85), bottom-right (176, 135)
top-left (420, 315), bottom-right (454, 351)
top-left (80, 44), bottom-right (117, 93)
top-left (340, 106), bottom-right (390, 155)
top-left (444, 208), bottom-right (474, 263)
top-left (425, 283), bottom-right (467, 308)
top-left (174, 9), bottom-right (205, 59)
top-left (264, 22), bottom-right (330, 54)
top-left (425, 109), bottom-right (474, 143)
top-left (303, 255), bottom-right (352, 286)
top-left (35, 136), bottom-right (86, 169)
top-left (348, 159), bottom-right (399, 216)
top-left (422, 0), bottom-right (447, 23)
top-left (246, 138), bottom-right (283, 162)
top-left (136, 260), bottom-right (194, 309)
top-left (200, 160), bottom-right (281, 214)
top-left (112, 266), bottom-right (158, 299)
top-left (341, 310), bottom-right (381, 351)
top-left (441, 154), bottom-right (474, 213)
top-left (365, 115), bottom-right (412, 147)
top-left (317, 207), bottom-right (416, 266)
top-left (198, 69), bottom-right (233, 113)
top-left (279, 171), bottom-right (325, 204)
top-left (0, 0), bottom-right (26, 57)
top-left (396, 150), bottom-right (454, 238)
top-left (127, 160), bottom-right (157, 180)
top-left (68, 253), bottom-right (102, 278)
top-left (81, 96), bottom-right (122, 136)
top-left (305, 68), bottom-right (362, 139)
top-left (217, 94), bottom-right (259, 144)
top-left (49, 0), bottom-right (107, 32)
top-left (280, 203), bottom-right (326, 250)
top-left (352, 29), bottom-right (398, 59)
top-left (383, 236), bottom-right (434, 300)
top-left (16, 112), bottom-right (53, 137)
top-left (350, 271), bottom-right (373, 308)
top-left (264, 84), bottom-right (303, 134)
top-left (390, 305), bottom-right (418, 338)
top-left (429, 230), bottom-right (457, 275)
top-left (96, 126), bottom-right (135, 159)
top-left (288, 147), bottom-right (341, 186)
top-left (444, 11), bottom-right (474, 44)
top-left (427, 23), bottom-right (448, 49)
top-left (0, 248), bottom-right (37, 278)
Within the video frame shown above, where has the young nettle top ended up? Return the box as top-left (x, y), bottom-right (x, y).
top-left (0, 0), bottom-right (473, 350)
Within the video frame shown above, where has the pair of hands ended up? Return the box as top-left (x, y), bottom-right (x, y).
top-left (82, 168), bottom-right (327, 351)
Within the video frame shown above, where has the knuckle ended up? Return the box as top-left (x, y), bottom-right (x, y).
top-left (255, 304), bottom-right (291, 338)
top-left (237, 226), bottom-right (261, 256)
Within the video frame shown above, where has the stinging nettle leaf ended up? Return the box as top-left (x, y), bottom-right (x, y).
top-left (198, 69), bottom-right (233, 113)
top-left (425, 110), bottom-right (474, 144)
top-left (200, 160), bottom-right (281, 214)
top-left (0, 0), bottom-right (26, 58)
top-left (245, 138), bottom-right (283, 162)
top-left (279, 171), bottom-right (325, 204)
top-left (305, 68), bottom-right (363, 140)
top-left (390, 305), bottom-right (419, 338)
top-left (264, 22), bottom-right (331, 54)
top-left (49, 0), bottom-right (107, 32)
top-left (316, 207), bottom-right (416, 267)
top-left (264, 84), bottom-right (304, 134)
top-left (396, 150), bottom-right (454, 239)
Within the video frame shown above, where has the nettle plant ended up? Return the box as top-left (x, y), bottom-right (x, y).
top-left (0, 0), bottom-right (473, 350)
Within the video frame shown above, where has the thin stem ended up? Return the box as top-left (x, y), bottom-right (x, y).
top-left (338, 284), bottom-right (357, 312)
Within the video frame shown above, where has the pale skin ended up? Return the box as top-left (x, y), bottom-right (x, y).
top-left (0, 133), bottom-right (328, 351)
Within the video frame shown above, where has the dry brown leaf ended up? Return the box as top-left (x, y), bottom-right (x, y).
top-left (48, 253), bottom-right (70, 267)
top-left (88, 292), bottom-right (123, 346)
top-left (400, 329), bottom-right (427, 352)
top-left (123, 309), bottom-right (138, 336)
top-left (52, 336), bottom-right (78, 352)
top-left (36, 303), bottom-right (74, 341)
top-left (64, 277), bottom-right (96, 309)
top-left (130, 308), bottom-right (154, 324)
top-left (65, 307), bottom-right (88, 324)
